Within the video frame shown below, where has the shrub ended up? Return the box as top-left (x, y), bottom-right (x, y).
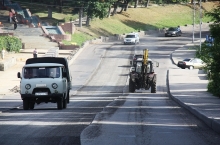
top-left (64, 16), bottom-right (70, 22)
top-left (0, 36), bottom-right (22, 52)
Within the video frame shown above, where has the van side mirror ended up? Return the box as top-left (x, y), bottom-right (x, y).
top-left (17, 72), bottom-right (21, 78)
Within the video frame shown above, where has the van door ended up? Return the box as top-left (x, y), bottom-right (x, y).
top-left (62, 67), bottom-right (68, 95)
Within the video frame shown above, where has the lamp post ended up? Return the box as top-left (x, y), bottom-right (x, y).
top-left (199, 0), bottom-right (202, 52)
top-left (192, 1), bottom-right (195, 43)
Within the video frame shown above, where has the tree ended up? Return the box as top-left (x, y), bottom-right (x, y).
top-left (106, 0), bottom-right (118, 17)
top-left (85, 1), bottom-right (109, 26)
top-left (58, 0), bottom-right (63, 13)
top-left (48, 6), bottom-right (52, 18)
top-left (201, 3), bottom-right (220, 97)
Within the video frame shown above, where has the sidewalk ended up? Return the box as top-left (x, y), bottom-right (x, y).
top-left (169, 41), bottom-right (220, 134)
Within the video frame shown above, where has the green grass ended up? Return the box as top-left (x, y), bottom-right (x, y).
top-left (27, 2), bottom-right (218, 46)
top-left (62, 31), bottom-right (94, 46)
top-left (83, 2), bottom-right (216, 38)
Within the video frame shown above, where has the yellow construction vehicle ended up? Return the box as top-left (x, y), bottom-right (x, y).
top-left (129, 49), bottom-right (159, 93)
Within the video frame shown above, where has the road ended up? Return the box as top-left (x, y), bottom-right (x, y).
top-left (80, 28), bottom-right (220, 145)
top-left (1, 25), bottom-right (220, 145)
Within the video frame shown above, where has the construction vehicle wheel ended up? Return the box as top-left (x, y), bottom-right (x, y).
top-left (129, 79), bottom-right (135, 93)
top-left (151, 81), bottom-right (156, 93)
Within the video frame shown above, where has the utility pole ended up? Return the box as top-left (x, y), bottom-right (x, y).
top-left (199, 0), bottom-right (202, 52)
top-left (192, 1), bottom-right (195, 43)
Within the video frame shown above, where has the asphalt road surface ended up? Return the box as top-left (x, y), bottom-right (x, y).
top-left (1, 25), bottom-right (220, 145)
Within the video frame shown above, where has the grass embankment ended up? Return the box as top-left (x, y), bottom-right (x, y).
top-left (25, 2), bottom-right (218, 46)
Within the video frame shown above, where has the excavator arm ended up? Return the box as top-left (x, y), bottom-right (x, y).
top-left (143, 49), bottom-right (149, 65)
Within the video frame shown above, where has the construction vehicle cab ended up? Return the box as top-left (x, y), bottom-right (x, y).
top-left (129, 49), bottom-right (159, 93)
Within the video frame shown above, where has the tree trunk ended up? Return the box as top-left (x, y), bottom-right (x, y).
top-left (124, 1), bottom-right (129, 11)
top-left (59, 0), bottom-right (62, 13)
top-left (119, 5), bottom-right (123, 13)
top-left (145, 0), bottom-right (150, 7)
top-left (119, 1), bottom-right (126, 13)
top-left (48, 7), bottom-right (52, 18)
top-left (134, 0), bottom-right (139, 8)
top-left (107, 5), bottom-right (111, 18)
top-left (112, 3), bottom-right (118, 16)
top-left (86, 17), bottom-right (90, 27)
top-left (79, 8), bottom-right (83, 27)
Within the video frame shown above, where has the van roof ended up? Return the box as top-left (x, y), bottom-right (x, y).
top-left (25, 57), bottom-right (71, 82)
top-left (24, 63), bottom-right (64, 67)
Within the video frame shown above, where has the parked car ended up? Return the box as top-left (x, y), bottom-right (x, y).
top-left (177, 58), bottom-right (206, 70)
top-left (124, 33), bottom-right (139, 44)
top-left (165, 27), bottom-right (181, 37)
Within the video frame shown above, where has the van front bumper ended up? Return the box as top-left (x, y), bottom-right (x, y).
top-left (21, 93), bottom-right (63, 100)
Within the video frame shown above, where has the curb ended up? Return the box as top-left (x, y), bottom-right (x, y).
top-left (170, 52), bottom-right (176, 65)
top-left (166, 69), bottom-right (220, 134)
top-left (67, 41), bottom-right (90, 66)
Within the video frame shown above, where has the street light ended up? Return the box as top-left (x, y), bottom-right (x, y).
top-left (192, 1), bottom-right (195, 43)
top-left (199, 0), bottom-right (202, 52)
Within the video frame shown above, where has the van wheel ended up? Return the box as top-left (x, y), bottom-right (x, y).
top-left (23, 99), bottom-right (29, 110)
top-left (63, 94), bottom-right (67, 109)
top-left (63, 98), bottom-right (67, 109)
top-left (29, 102), bottom-right (35, 110)
top-left (129, 79), bottom-right (135, 93)
top-left (57, 98), bottom-right (63, 110)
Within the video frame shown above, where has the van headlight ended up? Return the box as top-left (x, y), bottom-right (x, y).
top-left (52, 83), bottom-right (58, 89)
top-left (25, 84), bottom-right (31, 90)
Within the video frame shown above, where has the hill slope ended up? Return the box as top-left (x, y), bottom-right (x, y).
top-left (75, 2), bottom-right (217, 39)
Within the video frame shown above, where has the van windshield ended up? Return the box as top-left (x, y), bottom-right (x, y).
top-left (24, 67), bottom-right (60, 79)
